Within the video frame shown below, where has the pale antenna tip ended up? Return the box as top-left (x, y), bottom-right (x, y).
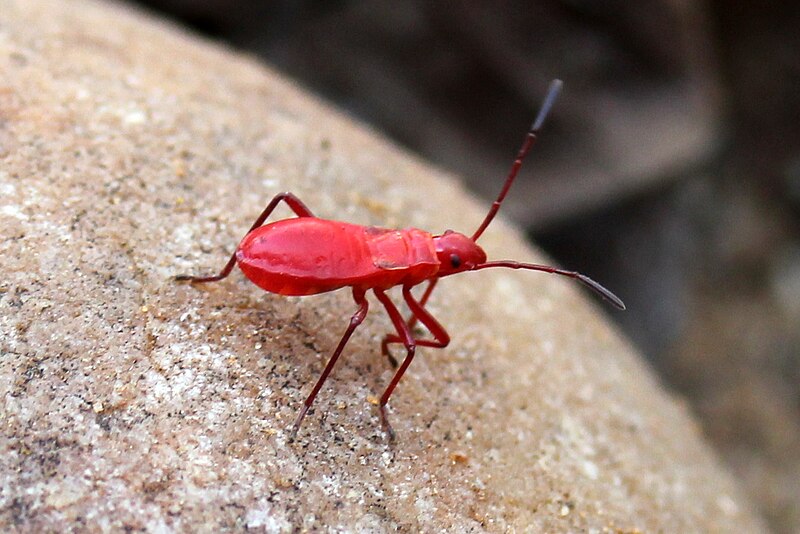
top-left (532, 79), bottom-right (563, 131)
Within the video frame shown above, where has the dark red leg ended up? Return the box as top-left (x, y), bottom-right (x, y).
top-left (381, 278), bottom-right (439, 367)
top-left (373, 288), bottom-right (415, 440)
top-left (381, 281), bottom-right (450, 365)
top-left (175, 192), bottom-right (314, 283)
top-left (405, 278), bottom-right (438, 330)
top-left (400, 284), bottom-right (450, 348)
top-left (291, 288), bottom-right (369, 439)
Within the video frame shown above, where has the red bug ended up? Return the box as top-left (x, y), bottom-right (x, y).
top-left (176, 80), bottom-right (624, 440)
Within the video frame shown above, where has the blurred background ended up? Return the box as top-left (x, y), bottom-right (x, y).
top-left (131, 1), bottom-right (799, 530)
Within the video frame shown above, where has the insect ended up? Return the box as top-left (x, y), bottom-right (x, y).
top-left (176, 80), bottom-right (624, 440)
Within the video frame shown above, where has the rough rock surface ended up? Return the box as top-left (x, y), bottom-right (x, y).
top-left (0, 0), bottom-right (765, 531)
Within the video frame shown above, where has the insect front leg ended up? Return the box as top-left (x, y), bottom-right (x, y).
top-left (291, 287), bottom-right (369, 439)
top-left (175, 192), bottom-right (314, 283)
top-left (380, 279), bottom-right (438, 367)
top-left (400, 283), bottom-right (450, 348)
top-left (377, 283), bottom-right (451, 439)
top-left (405, 278), bottom-right (438, 330)
top-left (381, 280), bottom-right (449, 366)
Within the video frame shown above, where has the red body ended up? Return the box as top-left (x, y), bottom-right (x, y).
top-left (236, 218), bottom-right (442, 296)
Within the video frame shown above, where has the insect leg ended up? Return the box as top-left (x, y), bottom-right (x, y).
top-left (401, 284), bottom-right (450, 348)
top-left (405, 278), bottom-right (438, 330)
top-left (380, 279), bottom-right (439, 367)
top-left (373, 288), bottom-right (418, 441)
top-left (290, 287), bottom-right (369, 439)
top-left (381, 282), bottom-right (450, 353)
top-left (175, 192), bottom-right (314, 283)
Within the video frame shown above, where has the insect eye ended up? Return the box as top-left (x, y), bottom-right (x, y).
top-left (450, 254), bottom-right (462, 268)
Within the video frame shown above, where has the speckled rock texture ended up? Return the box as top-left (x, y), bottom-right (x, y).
top-left (0, 0), bottom-right (766, 532)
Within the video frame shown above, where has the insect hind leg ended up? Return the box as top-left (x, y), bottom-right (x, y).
top-left (175, 192), bottom-right (314, 283)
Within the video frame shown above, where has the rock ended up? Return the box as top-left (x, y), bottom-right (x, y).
top-left (0, 0), bottom-right (764, 531)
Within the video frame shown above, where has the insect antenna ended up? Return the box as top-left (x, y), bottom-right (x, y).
top-left (471, 79), bottom-right (563, 242)
top-left (474, 260), bottom-right (626, 310)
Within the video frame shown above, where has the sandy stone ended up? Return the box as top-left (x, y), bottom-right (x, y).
top-left (0, 0), bottom-right (765, 531)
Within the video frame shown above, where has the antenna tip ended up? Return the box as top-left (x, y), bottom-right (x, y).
top-left (577, 274), bottom-right (626, 310)
top-left (531, 79), bottom-right (564, 131)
